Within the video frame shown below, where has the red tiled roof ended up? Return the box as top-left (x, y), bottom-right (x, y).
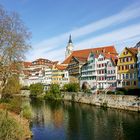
top-left (56, 65), bottom-right (67, 70)
top-left (62, 45), bottom-right (117, 64)
top-left (126, 47), bottom-right (138, 55)
top-left (23, 62), bottom-right (32, 68)
top-left (73, 56), bottom-right (87, 63)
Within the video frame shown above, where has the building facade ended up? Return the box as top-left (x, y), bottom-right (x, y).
top-left (67, 56), bottom-right (86, 82)
top-left (96, 54), bottom-right (109, 89)
top-left (52, 65), bottom-right (69, 87)
top-left (117, 47), bottom-right (138, 89)
top-left (80, 52), bottom-right (97, 90)
top-left (137, 47), bottom-right (140, 88)
top-left (106, 58), bottom-right (117, 90)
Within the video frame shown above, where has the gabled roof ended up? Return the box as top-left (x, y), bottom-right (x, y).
top-left (55, 64), bottom-right (67, 70)
top-left (126, 47), bottom-right (138, 56)
top-left (23, 62), bottom-right (32, 68)
top-left (62, 45), bottom-right (117, 64)
top-left (72, 56), bottom-right (87, 63)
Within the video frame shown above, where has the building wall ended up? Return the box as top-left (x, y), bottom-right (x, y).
top-left (117, 48), bottom-right (138, 89)
top-left (52, 67), bottom-right (69, 87)
top-left (96, 54), bottom-right (109, 89)
top-left (80, 53), bottom-right (97, 90)
top-left (106, 59), bottom-right (117, 90)
top-left (137, 50), bottom-right (140, 88)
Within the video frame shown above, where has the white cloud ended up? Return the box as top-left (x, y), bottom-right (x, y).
top-left (26, 2), bottom-right (140, 61)
top-left (75, 23), bottom-right (140, 51)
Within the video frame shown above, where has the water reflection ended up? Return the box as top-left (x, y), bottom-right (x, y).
top-left (30, 100), bottom-right (140, 140)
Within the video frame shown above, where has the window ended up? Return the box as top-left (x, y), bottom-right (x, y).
top-left (130, 73), bottom-right (132, 79)
top-left (134, 81), bottom-right (136, 86)
top-left (134, 73), bottom-right (137, 79)
top-left (118, 66), bottom-right (120, 70)
top-left (123, 74), bottom-right (125, 79)
top-left (126, 74), bottom-right (128, 79)
top-left (130, 65), bottom-right (133, 69)
top-left (126, 81), bottom-right (130, 86)
top-left (126, 57), bottom-right (128, 62)
top-left (120, 58), bottom-right (122, 63)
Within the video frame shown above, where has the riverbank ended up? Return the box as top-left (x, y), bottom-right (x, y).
top-left (62, 92), bottom-right (140, 112)
top-left (0, 99), bottom-right (32, 140)
top-left (0, 108), bottom-right (32, 140)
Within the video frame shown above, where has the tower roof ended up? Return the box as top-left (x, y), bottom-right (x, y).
top-left (68, 35), bottom-right (72, 43)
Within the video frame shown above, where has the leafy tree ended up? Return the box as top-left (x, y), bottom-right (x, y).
top-left (63, 83), bottom-right (80, 92)
top-left (50, 84), bottom-right (60, 94)
top-left (2, 75), bottom-right (21, 98)
top-left (30, 83), bottom-right (44, 98)
top-left (44, 84), bottom-right (61, 100)
top-left (0, 5), bottom-right (31, 94)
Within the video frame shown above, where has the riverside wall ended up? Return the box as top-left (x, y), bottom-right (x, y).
top-left (63, 92), bottom-right (140, 112)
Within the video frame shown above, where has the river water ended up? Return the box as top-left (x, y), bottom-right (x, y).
top-left (30, 100), bottom-right (140, 140)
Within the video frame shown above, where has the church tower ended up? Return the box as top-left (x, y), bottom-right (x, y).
top-left (65, 35), bottom-right (74, 58)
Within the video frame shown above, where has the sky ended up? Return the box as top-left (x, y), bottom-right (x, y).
top-left (0, 0), bottom-right (140, 62)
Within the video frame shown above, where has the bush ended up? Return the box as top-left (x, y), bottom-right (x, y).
top-left (50, 84), bottom-right (60, 94)
top-left (30, 83), bottom-right (44, 98)
top-left (20, 86), bottom-right (30, 90)
top-left (63, 83), bottom-right (80, 92)
top-left (115, 91), bottom-right (124, 95)
top-left (7, 97), bottom-right (22, 114)
top-left (22, 104), bottom-right (32, 120)
top-left (44, 84), bottom-right (61, 100)
top-left (2, 75), bottom-right (21, 98)
top-left (107, 91), bottom-right (115, 95)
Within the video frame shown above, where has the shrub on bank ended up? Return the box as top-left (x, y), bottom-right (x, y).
top-left (22, 104), bottom-right (32, 120)
top-left (116, 88), bottom-right (140, 96)
top-left (44, 84), bottom-right (61, 100)
top-left (30, 83), bottom-right (44, 98)
top-left (7, 97), bottom-right (22, 114)
top-left (20, 86), bottom-right (30, 90)
top-left (63, 83), bottom-right (80, 92)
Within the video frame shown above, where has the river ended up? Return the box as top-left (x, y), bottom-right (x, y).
top-left (30, 100), bottom-right (140, 140)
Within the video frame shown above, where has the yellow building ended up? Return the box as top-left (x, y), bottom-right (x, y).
top-left (117, 47), bottom-right (138, 89)
top-left (52, 65), bottom-right (69, 87)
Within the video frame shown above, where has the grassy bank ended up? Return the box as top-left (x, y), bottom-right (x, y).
top-left (0, 109), bottom-right (32, 140)
top-left (0, 97), bottom-right (32, 140)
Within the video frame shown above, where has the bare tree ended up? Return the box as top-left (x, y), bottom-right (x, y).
top-left (0, 5), bottom-right (31, 94)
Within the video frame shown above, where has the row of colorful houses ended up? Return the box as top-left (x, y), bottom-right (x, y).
top-left (20, 36), bottom-right (140, 91)
top-left (62, 36), bottom-right (140, 90)
top-left (20, 58), bottom-right (69, 89)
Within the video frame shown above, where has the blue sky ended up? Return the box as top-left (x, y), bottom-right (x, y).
top-left (0, 0), bottom-right (140, 62)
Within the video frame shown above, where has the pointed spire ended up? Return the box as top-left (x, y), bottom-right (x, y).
top-left (68, 34), bottom-right (72, 43)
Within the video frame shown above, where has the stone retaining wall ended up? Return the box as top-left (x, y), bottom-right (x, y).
top-left (63, 92), bottom-right (140, 112)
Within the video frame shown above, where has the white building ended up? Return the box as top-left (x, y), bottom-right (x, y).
top-left (80, 52), bottom-right (97, 90)
top-left (80, 52), bottom-right (117, 90)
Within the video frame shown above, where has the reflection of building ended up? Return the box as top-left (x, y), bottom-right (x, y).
top-left (117, 47), bottom-right (138, 88)
top-left (52, 109), bottom-right (64, 128)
